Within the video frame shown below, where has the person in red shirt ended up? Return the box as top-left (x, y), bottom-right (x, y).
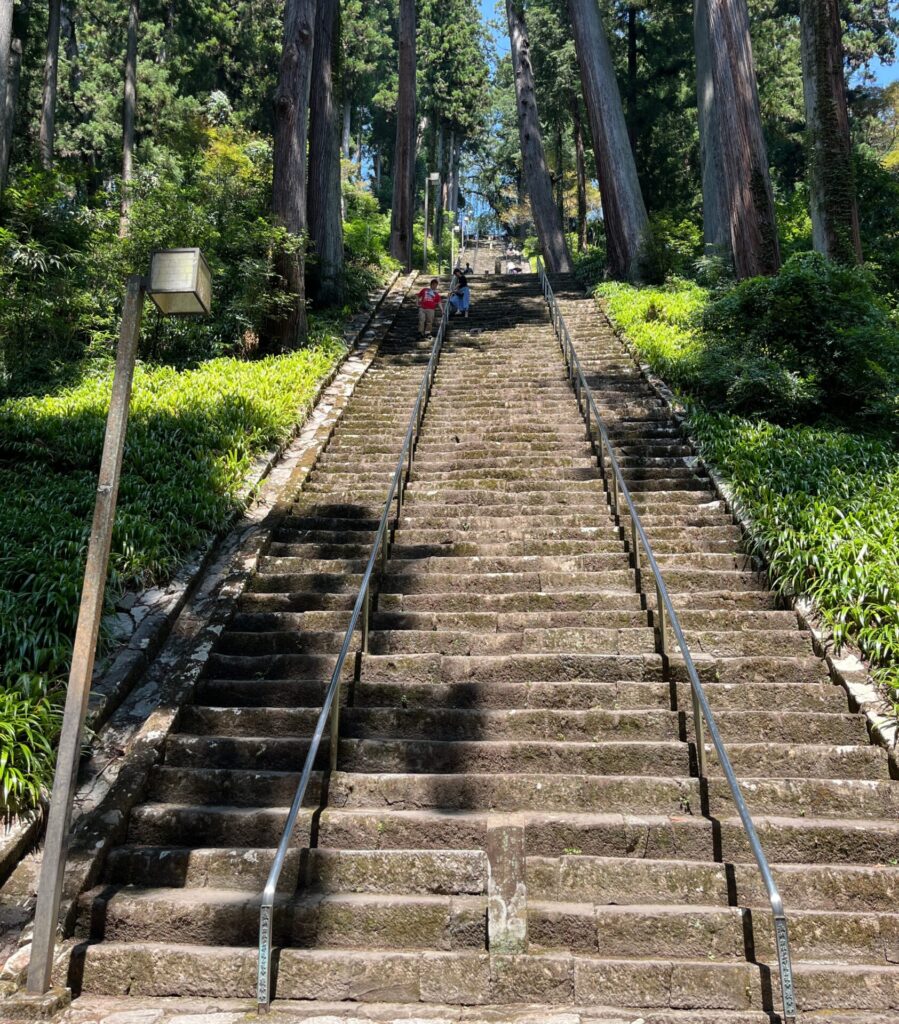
top-left (417, 279), bottom-right (443, 337)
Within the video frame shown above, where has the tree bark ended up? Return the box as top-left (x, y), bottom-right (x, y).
top-left (572, 98), bottom-right (588, 253)
top-left (450, 136), bottom-right (461, 215)
top-left (568, 0), bottom-right (647, 279)
top-left (118, 0), bottom-right (139, 238)
top-left (694, 0), bottom-right (729, 257)
top-left (435, 120), bottom-right (444, 245)
top-left (389, 0), bottom-right (416, 269)
top-left (696, 0), bottom-right (780, 278)
top-left (308, 0), bottom-right (344, 305)
top-left (1, 1), bottom-right (30, 193)
top-left (268, 0), bottom-right (317, 351)
top-left (627, 5), bottom-right (638, 158)
top-left (39, 0), bottom-right (62, 169)
top-left (341, 97), bottom-right (351, 158)
top-left (799, 0), bottom-right (862, 263)
top-left (0, 0), bottom-right (13, 192)
top-left (506, 0), bottom-right (572, 273)
top-left (555, 123), bottom-right (564, 222)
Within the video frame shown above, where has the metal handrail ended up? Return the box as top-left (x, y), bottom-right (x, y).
top-left (535, 259), bottom-right (796, 1024)
top-left (256, 291), bottom-right (452, 1013)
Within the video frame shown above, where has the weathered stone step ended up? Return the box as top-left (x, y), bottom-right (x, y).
top-left (126, 804), bottom-right (899, 865)
top-left (68, 942), bottom-right (899, 1009)
top-left (77, 886), bottom-right (486, 948)
top-left (105, 845), bottom-right (487, 894)
top-left (162, 736), bottom-right (689, 777)
top-left (527, 901), bottom-right (895, 964)
top-left (180, 705), bottom-right (678, 742)
top-left (147, 766), bottom-right (898, 821)
top-left (528, 854), bottom-right (899, 912)
top-left (195, 675), bottom-right (852, 715)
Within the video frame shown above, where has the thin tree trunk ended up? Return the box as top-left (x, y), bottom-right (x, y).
top-left (446, 128), bottom-right (455, 215)
top-left (118, 0), bottom-right (139, 238)
top-left (374, 148), bottom-right (381, 191)
top-left (341, 97), bottom-right (351, 158)
top-left (356, 113), bottom-right (362, 173)
top-left (568, 0), bottom-right (648, 280)
top-left (627, 5), bottom-right (638, 159)
top-left (435, 120), bottom-right (444, 245)
top-left (694, 0), bottom-right (729, 257)
top-left (389, 0), bottom-right (416, 268)
top-left (39, 0), bottom-right (62, 168)
top-left (555, 124), bottom-right (564, 222)
top-left (268, 0), bottom-right (317, 351)
top-left (308, 0), bottom-right (344, 305)
top-left (572, 98), bottom-right (588, 253)
top-left (0, 0), bottom-right (14, 192)
top-left (698, 0), bottom-right (780, 278)
top-left (1, 1), bottom-right (30, 192)
top-left (799, 0), bottom-right (862, 263)
top-left (62, 2), bottom-right (78, 95)
top-left (450, 136), bottom-right (461, 214)
top-left (506, 0), bottom-right (572, 273)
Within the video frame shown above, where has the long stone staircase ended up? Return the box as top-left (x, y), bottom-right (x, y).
top-left (65, 273), bottom-right (899, 1020)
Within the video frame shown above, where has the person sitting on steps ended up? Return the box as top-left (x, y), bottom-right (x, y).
top-left (449, 268), bottom-right (471, 318)
top-left (417, 278), bottom-right (443, 337)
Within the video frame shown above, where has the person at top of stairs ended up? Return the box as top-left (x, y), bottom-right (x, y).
top-left (417, 278), bottom-right (443, 337)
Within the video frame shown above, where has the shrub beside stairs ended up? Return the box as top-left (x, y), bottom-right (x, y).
top-left (64, 274), bottom-right (899, 1020)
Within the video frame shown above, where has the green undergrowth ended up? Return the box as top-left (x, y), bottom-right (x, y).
top-left (0, 331), bottom-right (344, 815)
top-left (595, 273), bottom-right (899, 706)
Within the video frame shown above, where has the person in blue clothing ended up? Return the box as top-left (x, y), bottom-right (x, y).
top-left (449, 268), bottom-right (471, 318)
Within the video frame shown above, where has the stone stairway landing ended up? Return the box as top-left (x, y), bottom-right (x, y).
top-left (65, 274), bottom-right (899, 1019)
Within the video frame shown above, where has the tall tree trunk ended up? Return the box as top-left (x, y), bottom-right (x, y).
top-left (341, 97), bottom-right (351, 158)
top-left (696, 0), bottom-right (780, 278)
top-left (572, 98), bottom-right (588, 253)
top-left (694, 0), bottom-right (729, 256)
top-left (39, 0), bottom-right (62, 168)
top-left (450, 136), bottom-right (461, 214)
top-left (308, 0), bottom-right (344, 305)
top-left (356, 113), bottom-right (362, 173)
top-left (435, 120), bottom-right (444, 245)
top-left (118, 0), bottom-right (139, 238)
top-left (568, 0), bottom-right (647, 280)
top-left (268, 0), bottom-right (317, 351)
top-left (0, 0), bottom-right (13, 192)
top-left (627, 5), bottom-right (638, 158)
top-left (799, 0), bottom-right (862, 263)
top-left (389, 0), bottom-right (416, 268)
top-left (1, 0), bottom-right (31, 193)
top-left (62, 2), bottom-right (78, 95)
top-left (506, 0), bottom-right (572, 273)
top-left (555, 123), bottom-right (564, 221)
top-left (374, 148), bottom-right (381, 191)
top-left (446, 127), bottom-right (455, 216)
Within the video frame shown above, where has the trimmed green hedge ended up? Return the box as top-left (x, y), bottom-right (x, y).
top-left (0, 334), bottom-right (343, 813)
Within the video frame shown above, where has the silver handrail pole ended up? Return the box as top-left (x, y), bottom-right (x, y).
top-left (256, 297), bottom-right (451, 1013)
top-left (535, 259), bottom-right (796, 1024)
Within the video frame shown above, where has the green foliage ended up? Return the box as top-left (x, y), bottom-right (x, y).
top-left (701, 253), bottom-right (899, 426)
top-left (599, 255), bottom-right (899, 429)
top-left (0, 685), bottom-right (63, 817)
top-left (0, 338), bottom-right (344, 699)
top-left (600, 272), bottom-right (899, 706)
top-left (688, 410), bottom-right (899, 700)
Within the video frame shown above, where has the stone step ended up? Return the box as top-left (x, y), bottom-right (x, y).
top-left (104, 845), bottom-right (487, 894)
top-left (528, 855), bottom-right (899, 913)
top-left (146, 767), bottom-right (899, 820)
top-left (527, 902), bottom-right (896, 964)
top-left (178, 704), bottom-right (863, 747)
top-left (195, 676), bottom-right (851, 714)
top-left (68, 943), bottom-right (899, 1010)
top-left (77, 886), bottom-right (487, 949)
top-left (161, 732), bottom-right (883, 781)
